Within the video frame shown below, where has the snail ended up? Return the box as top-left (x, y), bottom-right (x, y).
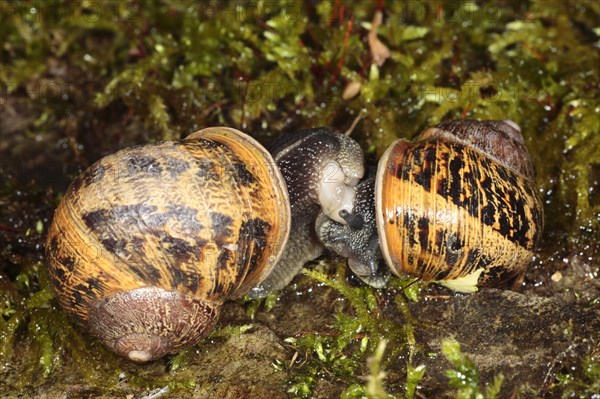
top-left (316, 167), bottom-right (391, 288)
top-left (316, 119), bottom-right (544, 292)
top-left (45, 126), bottom-right (365, 361)
top-left (45, 127), bottom-right (292, 362)
top-left (248, 128), bottom-right (365, 297)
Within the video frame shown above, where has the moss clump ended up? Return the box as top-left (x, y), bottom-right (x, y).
top-left (0, 261), bottom-right (195, 392)
top-left (0, 262), bottom-right (118, 386)
top-left (442, 339), bottom-right (504, 399)
top-left (282, 266), bottom-right (424, 398)
top-left (548, 354), bottom-right (600, 398)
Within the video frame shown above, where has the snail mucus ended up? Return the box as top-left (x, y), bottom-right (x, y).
top-left (45, 119), bottom-right (543, 362)
top-left (45, 127), bottom-right (364, 362)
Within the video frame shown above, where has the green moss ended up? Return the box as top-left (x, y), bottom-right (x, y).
top-left (547, 354), bottom-right (600, 398)
top-left (301, 268), bottom-right (407, 349)
top-left (442, 339), bottom-right (504, 399)
top-left (287, 267), bottom-right (425, 398)
top-left (339, 341), bottom-right (425, 399)
top-left (0, 263), bottom-right (196, 392)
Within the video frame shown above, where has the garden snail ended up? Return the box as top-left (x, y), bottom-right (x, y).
top-left (248, 128), bottom-right (365, 297)
top-left (45, 126), bottom-right (364, 361)
top-left (45, 127), bottom-right (292, 362)
top-left (316, 119), bottom-right (544, 292)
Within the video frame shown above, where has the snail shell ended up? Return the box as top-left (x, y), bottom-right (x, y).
top-left (45, 127), bottom-right (290, 362)
top-left (318, 120), bottom-right (544, 292)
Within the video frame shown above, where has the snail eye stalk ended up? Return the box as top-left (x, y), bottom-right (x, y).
top-left (338, 209), bottom-right (364, 230)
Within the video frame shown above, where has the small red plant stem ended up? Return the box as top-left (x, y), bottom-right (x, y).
top-left (523, 42), bottom-right (546, 61)
top-left (329, 17), bottom-right (353, 86)
top-left (461, 104), bottom-right (471, 119)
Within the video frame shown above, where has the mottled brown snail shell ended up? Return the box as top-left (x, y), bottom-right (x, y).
top-left (375, 120), bottom-right (544, 291)
top-left (45, 127), bottom-right (290, 362)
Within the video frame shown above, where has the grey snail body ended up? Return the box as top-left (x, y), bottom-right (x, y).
top-left (249, 128), bottom-right (365, 298)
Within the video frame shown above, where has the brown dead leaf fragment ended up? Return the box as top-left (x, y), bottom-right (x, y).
top-left (368, 10), bottom-right (390, 67)
top-left (342, 80), bottom-right (362, 100)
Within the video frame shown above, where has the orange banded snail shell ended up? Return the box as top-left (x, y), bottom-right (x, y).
top-left (316, 120), bottom-right (544, 292)
top-left (45, 127), bottom-right (291, 362)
